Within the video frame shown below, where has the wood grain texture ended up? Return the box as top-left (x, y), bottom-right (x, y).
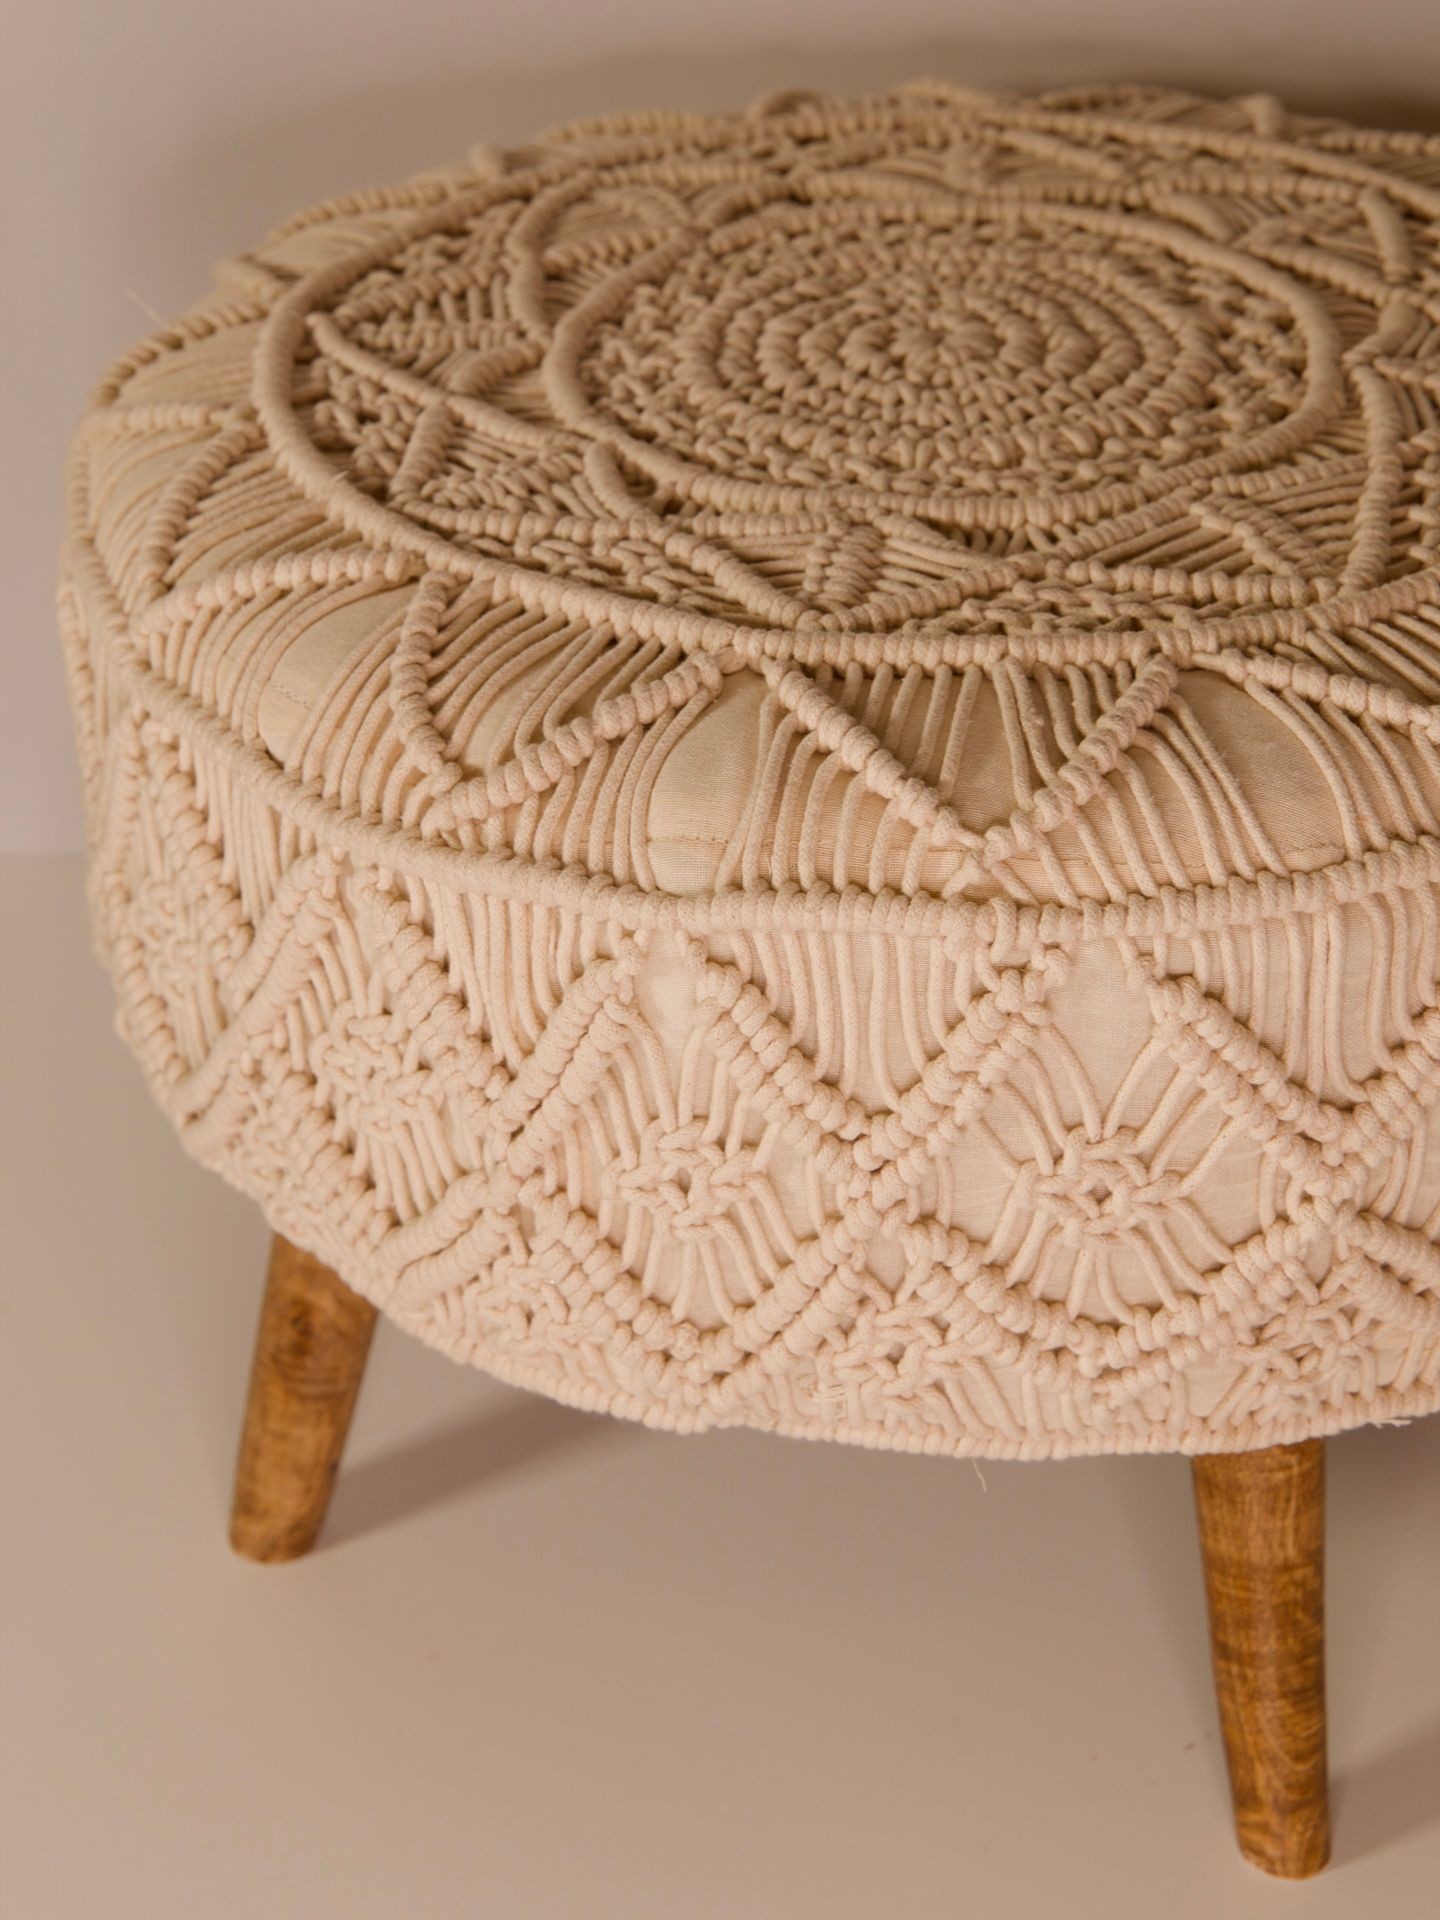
top-left (1192, 1439), bottom-right (1330, 1878)
top-left (230, 1233), bottom-right (378, 1563)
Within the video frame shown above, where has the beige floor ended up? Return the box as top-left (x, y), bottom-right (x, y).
top-left (2, 855), bottom-right (1437, 1920)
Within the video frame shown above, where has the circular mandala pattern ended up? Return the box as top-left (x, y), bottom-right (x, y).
top-left (253, 84), bottom-right (1440, 652)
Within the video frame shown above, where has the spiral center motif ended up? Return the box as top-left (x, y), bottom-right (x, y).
top-left (555, 189), bottom-right (1330, 524)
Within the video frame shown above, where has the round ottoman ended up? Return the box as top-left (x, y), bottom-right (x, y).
top-left (59, 81), bottom-right (1440, 1875)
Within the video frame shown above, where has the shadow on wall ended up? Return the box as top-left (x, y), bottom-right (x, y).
top-left (177, 37), bottom-right (1440, 297)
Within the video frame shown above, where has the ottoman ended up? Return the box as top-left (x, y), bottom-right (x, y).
top-left (59, 81), bottom-right (1440, 1876)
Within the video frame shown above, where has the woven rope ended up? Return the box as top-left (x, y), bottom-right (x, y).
top-left (59, 81), bottom-right (1440, 1457)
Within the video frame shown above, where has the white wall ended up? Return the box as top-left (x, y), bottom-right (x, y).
top-left (6, 0), bottom-right (1438, 854)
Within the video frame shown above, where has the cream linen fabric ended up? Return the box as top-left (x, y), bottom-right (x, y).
top-left (59, 83), bottom-right (1440, 1457)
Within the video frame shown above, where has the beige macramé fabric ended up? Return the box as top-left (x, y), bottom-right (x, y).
top-left (59, 82), bottom-right (1440, 1457)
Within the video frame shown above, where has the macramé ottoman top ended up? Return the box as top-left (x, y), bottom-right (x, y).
top-left (61, 83), bottom-right (1440, 1456)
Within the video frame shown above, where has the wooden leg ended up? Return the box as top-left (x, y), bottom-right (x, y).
top-left (229, 1233), bottom-right (378, 1563)
top-left (1191, 1438), bottom-right (1330, 1877)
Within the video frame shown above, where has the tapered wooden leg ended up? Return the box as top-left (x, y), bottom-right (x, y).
top-left (230, 1233), bottom-right (378, 1563)
top-left (1191, 1438), bottom-right (1329, 1877)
